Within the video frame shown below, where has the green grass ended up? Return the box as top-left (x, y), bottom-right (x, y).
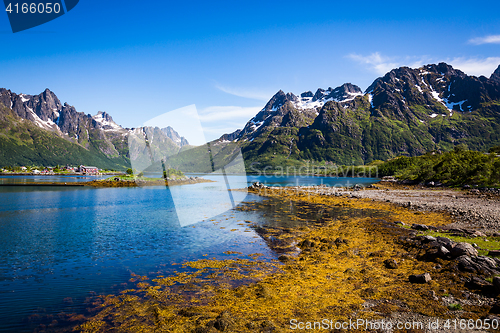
top-left (448, 303), bottom-right (462, 311)
top-left (417, 230), bottom-right (500, 256)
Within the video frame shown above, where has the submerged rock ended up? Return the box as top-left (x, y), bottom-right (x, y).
top-left (384, 258), bottom-right (398, 269)
top-left (214, 311), bottom-right (234, 331)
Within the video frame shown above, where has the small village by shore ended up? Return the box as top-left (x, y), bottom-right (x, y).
top-left (0, 165), bottom-right (122, 176)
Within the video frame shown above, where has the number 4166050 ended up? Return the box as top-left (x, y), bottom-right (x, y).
top-left (5, 3), bottom-right (62, 14)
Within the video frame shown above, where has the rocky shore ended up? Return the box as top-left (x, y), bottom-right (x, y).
top-left (0, 177), bottom-right (213, 188)
top-left (74, 183), bottom-right (500, 332)
top-left (250, 181), bottom-right (500, 233)
top-left (247, 185), bottom-right (500, 332)
top-left (83, 176), bottom-right (213, 187)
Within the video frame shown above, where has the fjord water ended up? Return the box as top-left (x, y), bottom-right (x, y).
top-left (0, 175), bottom-right (377, 332)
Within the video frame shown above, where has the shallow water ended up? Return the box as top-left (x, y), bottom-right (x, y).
top-left (0, 175), bottom-right (378, 332)
top-left (0, 174), bottom-right (107, 184)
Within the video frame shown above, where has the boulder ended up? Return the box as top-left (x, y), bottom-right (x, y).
top-left (421, 235), bottom-right (437, 243)
top-left (450, 242), bottom-right (478, 258)
top-left (250, 182), bottom-right (266, 189)
top-left (411, 224), bottom-right (429, 231)
top-left (493, 277), bottom-right (500, 293)
top-left (409, 273), bottom-right (432, 283)
top-left (457, 255), bottom-right (500, 275)
top-left (466, 276), bottom-right (492, 289)
top-left (436, 237), bottom-right (455, 250)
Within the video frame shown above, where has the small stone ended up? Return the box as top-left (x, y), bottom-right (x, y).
top-left (473, 230), bottom-right (487, 237)
top-left (278, 255), bottom-right (291, 262)
top-left (384, 259), bottom-right (398, 269)
top-left (409, 273), bottom-right (432, 283)
top-left (214, 311), bottom-right (234, 331)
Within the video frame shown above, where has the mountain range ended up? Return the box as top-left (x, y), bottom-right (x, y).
top-left (1, 62), bottom-right (499, 170)
top-left (0, 88), bottom-right (189, 169)
top-left (214, 62), bottom-right (500, 168)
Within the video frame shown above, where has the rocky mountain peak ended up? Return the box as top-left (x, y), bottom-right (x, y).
top-left (326, 83), bottom-right (362, 102)
top-left (95, 111), bottom-right (114, 123)
top-left (422, 62), bottom-right (466, 78)
top-left (92, 111), bottom-right (122, 132)
top-left (311, 88), bottom-right (327, 102)
top-left (161, 126), bottom-right (189, 146)
top-left (262, 90), bottom-right (298, 111)
top-left (491, 65), bottom-right (500, 84)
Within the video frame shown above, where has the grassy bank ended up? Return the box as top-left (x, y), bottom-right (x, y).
top-left (376, 146), bottom-right (500, 187)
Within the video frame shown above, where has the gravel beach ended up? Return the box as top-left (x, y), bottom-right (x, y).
top-left (275, 182), bottom-right (500, 233)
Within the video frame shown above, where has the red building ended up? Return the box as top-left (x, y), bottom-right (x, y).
top-left (79, 165), bottom-right (99, 174)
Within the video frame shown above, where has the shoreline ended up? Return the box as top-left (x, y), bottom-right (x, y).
top-left (0, 177), bottom-right (214, 187)
top-left (75, 183), bottom-right (500, 332)
top-left (256, 181), bottom-right (499, 233)
top-left (0, 172), bottom-right (124, 176)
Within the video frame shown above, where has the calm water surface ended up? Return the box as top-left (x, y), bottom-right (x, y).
top-left (0, 175), bottom-right (377, 332)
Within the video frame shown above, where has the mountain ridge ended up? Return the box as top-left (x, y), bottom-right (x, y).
top-left (0, 88), bottom-right (190, 169)
top-left (1, 61), bottom-right (500, 170)
top-left (216, 62), bottom-right (500, 167)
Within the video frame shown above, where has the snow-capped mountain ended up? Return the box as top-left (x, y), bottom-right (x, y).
top-left (217, 62), bottom-right (500, 166)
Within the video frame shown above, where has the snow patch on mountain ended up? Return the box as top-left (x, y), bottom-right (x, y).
top-left (20, 94), bottom-right (30, 103)
top-left (292, 97), bottom-right (325, 110)
top-left (28, 107), bottom-right (57, 130)
top-left (93, 112), bottom-right (122, 131)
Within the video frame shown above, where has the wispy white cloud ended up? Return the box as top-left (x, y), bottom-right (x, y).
top-left (215, 84), bottom-right (273, 101)
top-left (347, 52), bottom-right (500, 77)
top-left (198, 106), bottom-right (260, 141)
top-left (347, 52), bottom-right (430, 75)
top-left (198, 105), bottom-right (261, 122)
top-left (347, 52), bottom-right (399, 75)
top-left (469, 35), bottom-right (500, 45)
top-left (447, 57), bottom-right (500, 77)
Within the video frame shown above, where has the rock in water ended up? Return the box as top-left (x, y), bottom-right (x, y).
top-left (384, 259), bottom-right (398, 269)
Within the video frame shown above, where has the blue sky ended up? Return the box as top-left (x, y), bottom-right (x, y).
top-left (1, 0), bottom-right (500, 144)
